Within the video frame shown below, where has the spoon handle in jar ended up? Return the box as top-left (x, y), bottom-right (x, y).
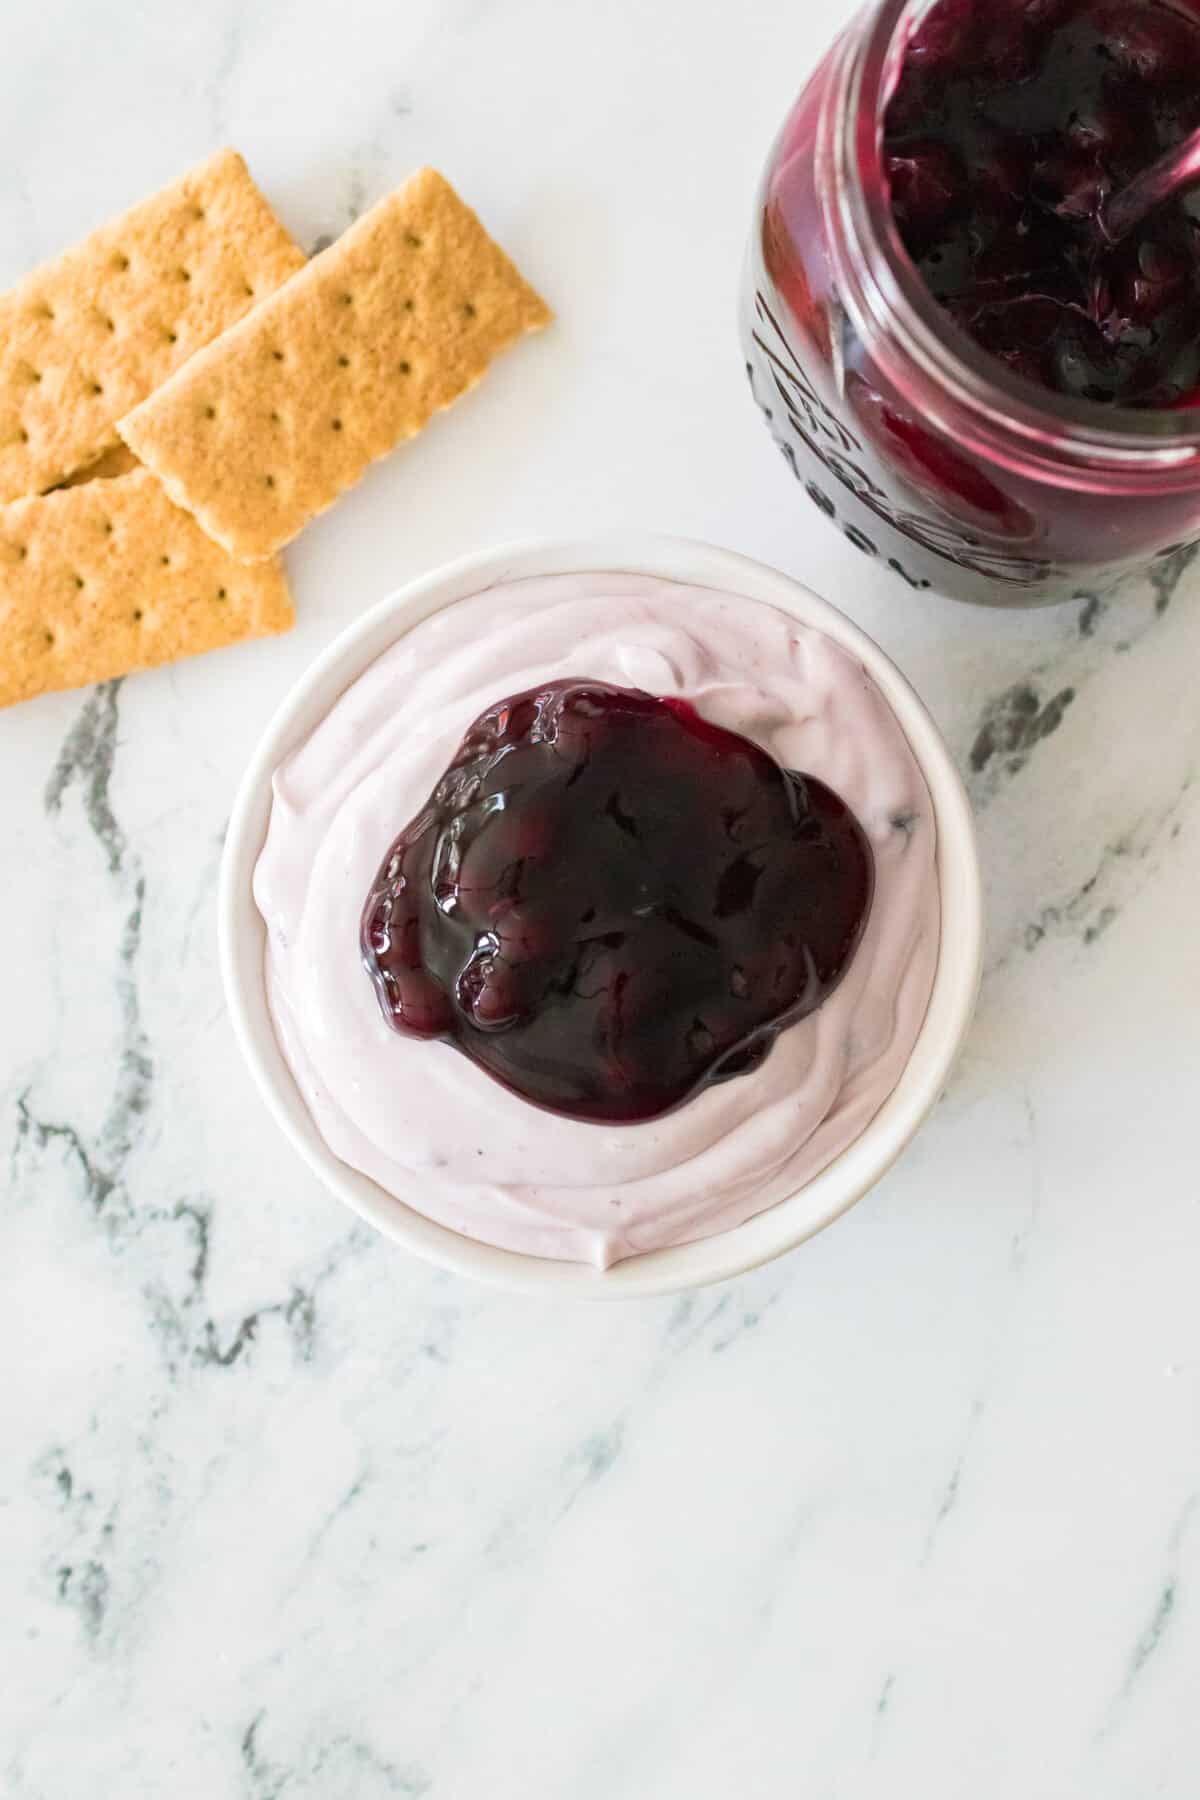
top-left (1104, 123), bottom-right (1200, 244)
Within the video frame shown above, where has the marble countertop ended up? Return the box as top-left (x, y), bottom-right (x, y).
top-left (3, 0), bottom-right (1199, 1793)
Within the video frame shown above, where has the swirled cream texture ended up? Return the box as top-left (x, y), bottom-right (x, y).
top-left (254, 574), bottom-right (940, 1266)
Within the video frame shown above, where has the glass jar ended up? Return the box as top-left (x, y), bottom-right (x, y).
top-left (741, 0), bottom-right (1200, 606)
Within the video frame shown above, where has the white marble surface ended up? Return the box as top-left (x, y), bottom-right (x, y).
top-left (2, 0), bottom-right (1199, 1793)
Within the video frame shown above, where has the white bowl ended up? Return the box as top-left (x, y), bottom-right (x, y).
top-left (219, 535), bottom-right (983, 1298)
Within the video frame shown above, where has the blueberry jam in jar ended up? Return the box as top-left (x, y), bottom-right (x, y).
top-left (361, 680), bottom-right (874, 1124)
top-left (886, 0), bottom-right (1200, 406)
top-left (742, 0), bottom-right (1200, 604)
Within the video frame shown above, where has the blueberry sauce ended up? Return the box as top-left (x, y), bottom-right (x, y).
top-left (884, 0), bottom-right (1200, 405)
top-left (361, 681), bottom-right (874, 1124)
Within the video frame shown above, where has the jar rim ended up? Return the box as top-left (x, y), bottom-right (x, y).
top-left (841, 0), bottom-right (1200, 463)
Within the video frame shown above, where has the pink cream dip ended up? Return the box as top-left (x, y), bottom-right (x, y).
top-left (254, 573), bottom-right (940, 1266)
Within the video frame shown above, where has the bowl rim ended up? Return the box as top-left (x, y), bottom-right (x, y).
top-left (218, 533), bottom-right (984, 1299)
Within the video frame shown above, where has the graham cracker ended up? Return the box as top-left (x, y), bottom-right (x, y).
top-left (0, 467), bottom-right (293, 708)
top-left (118, 168), bottom-right (552, 561)
top-left (0, 149), bottom-right (304, 503)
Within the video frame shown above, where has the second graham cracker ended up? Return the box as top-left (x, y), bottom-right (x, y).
top-left (0, 150), bottom-right (305, 503)
top-left (118, 168), bottom-right (552, 561)
top-left (0, 468), bottom-right (293, 708)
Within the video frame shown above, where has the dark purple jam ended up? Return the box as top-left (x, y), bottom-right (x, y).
top-left (361, 680), bottom-right (874, 1124)
top-left (884, 0), bottom-right (1200, 405)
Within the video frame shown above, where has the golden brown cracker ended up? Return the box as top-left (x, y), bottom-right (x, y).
top-left (0, 149), bottom-right (304, 502)
top-left (0, 467), bottom-right (293, 708)
top-left (118, 168), bottom-right (552, 561)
